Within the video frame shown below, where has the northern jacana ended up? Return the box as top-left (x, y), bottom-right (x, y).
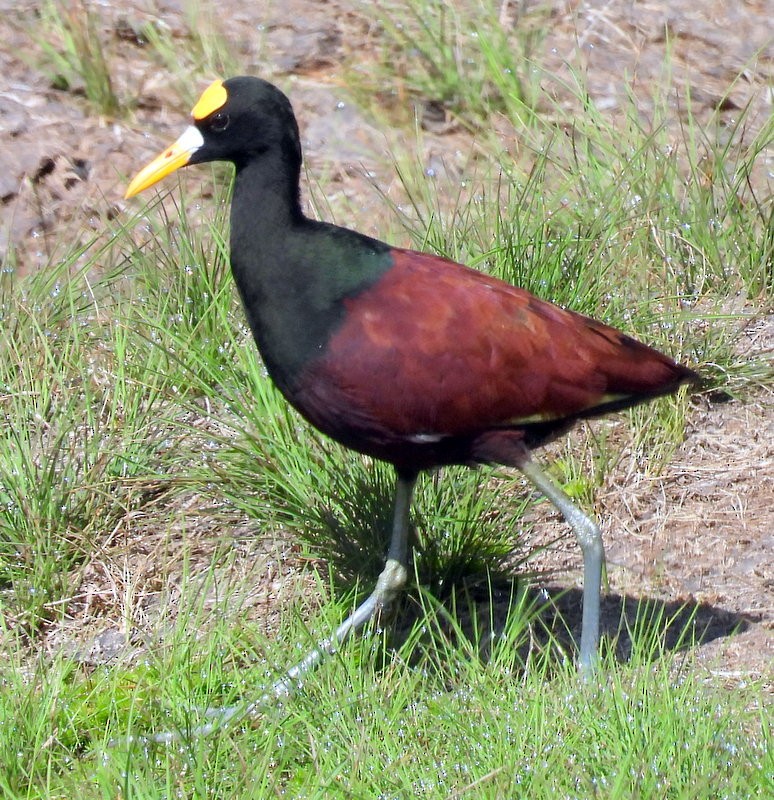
top-left (126, 76), bottom-right (698, 704)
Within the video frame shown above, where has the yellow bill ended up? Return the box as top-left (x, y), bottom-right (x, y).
top-left (125, 125), bottom-right (205, 198)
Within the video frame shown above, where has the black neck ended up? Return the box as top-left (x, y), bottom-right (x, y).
top-left (226, 150), bottom-right (394, 397)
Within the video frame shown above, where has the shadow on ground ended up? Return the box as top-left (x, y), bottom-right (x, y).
top-left (385, 578), bottom-right (753, 670)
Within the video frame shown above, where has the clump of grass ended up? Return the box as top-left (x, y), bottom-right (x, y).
top-left (350, 0), bottom-right (546, 129)
top-left (0, 237), bottom-right (186, 631)
top-left (28, 0), bottom-right (120, 115)
top-left (20, 1), bottom-right (247, 117)
top-left (140, 2), bottom-right (245, 107)
top-left (178, 0), bottom-right (244, 80)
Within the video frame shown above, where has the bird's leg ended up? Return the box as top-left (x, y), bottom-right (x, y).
top-left (135, 473), bottom-right (417, 744)
top-left (519, 457), bottom-right (604, 677)
top-left (264, 471), bottom-right (416, 700)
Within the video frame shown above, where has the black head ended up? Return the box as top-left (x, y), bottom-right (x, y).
top-left (125, 76), bottom-right (302, 198)
top-left (191, 77), bottom-right (302, 170)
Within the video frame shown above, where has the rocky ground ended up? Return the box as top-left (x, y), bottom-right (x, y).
top-left (1, 1), bottom-right (771, 682)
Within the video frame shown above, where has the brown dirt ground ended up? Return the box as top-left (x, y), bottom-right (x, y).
top-left (1, 2), bottom-right (772, 685)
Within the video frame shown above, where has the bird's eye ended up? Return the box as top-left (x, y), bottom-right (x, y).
top-left (210, 112), bottom-right (230, 132)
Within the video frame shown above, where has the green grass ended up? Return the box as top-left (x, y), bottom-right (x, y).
top-left (350, 0), bottom-right (546, 128)
top-left (26, 0), bottom-right (121, 115)
top-left (19, 0), bottom-right (243, 116)
top-left (0, 585), bottom-right (770, 798)
top-left (137, 3), bottom-right (245, 108)
top-left (1, 0), bottom-right (772, 796)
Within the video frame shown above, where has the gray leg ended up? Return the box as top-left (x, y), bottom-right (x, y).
top-left (263, 471), bottom-right (415, 700)
top-left (519, 458), bottom-right (604, 676)
top-left (140, 473), bottom-right (417, 744)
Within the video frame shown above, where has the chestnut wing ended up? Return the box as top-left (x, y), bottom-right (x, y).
top-left (294, 248), bottom-right (689, 441)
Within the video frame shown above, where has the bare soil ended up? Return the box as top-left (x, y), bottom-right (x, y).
top-left (1, 2), bottom-right (771, 684)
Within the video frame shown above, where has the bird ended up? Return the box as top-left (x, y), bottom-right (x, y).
top-left (126, 76), bottom-right (698, 697)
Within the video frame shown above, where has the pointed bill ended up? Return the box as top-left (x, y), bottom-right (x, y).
top-left (125, 125), bottom-right (205, 198)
